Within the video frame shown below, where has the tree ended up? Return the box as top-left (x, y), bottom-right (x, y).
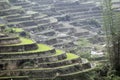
top-left (103, 0), bottom-right (120, 75)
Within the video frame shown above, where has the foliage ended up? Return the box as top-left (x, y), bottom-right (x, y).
top-left (75, 38), bottom-right (92, 59)
top-left (77, 38), bottom-right (91, 47)
top-left (77, 50), bottom-right (91, 60)
top-left (102, 0), bottom-right (120, 75)
top-left (92, 64), bottom-right (120, 80)
top-left (4, 28), bottom-right (14, 33)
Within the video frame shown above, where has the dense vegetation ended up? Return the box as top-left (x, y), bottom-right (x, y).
top-left (103, 0), bottom-right (120, 76)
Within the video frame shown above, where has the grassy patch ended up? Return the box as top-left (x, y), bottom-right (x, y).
top-left (12, 28), bottom-right (24, 33)
top-left (2, 44), bottom-right (53, 54)
top-left (77, 38), bottom-right (91, 47)
top-left (3, 37), bottom-right (35, 46)
top-left (35, 44), bottom-right (53, 52)
top-left (66, 53), bottom-right (79, 60)
top-left (38, 52), bottom-right (79, 64)
top-left (0, 24), bottom-right (5, 27)
top-left (56, 50), bottom-right (64, 55)
top-left (20, 38), bottom-right (34, 44)
top-left (0, 48), bottom-right (63, 61)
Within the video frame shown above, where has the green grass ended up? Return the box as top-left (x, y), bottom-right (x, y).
top-left (0, 51), bottom-right (85, 72)
top-left (37, 44), bottom-right (52, 51)
top-left (0, 24), bottom-right (5, 27)
top-left (38, 53), bottom-right (80, 64)
top-left (77, 38), bottom-right (91, 47)
top-left (1, 44), bottom-right (53, 54)
top-left (0, 50), bottom-right (79, 62)
top-left (2, 37), bottom-right (35, 46)
top-left (20, 37), bottom-right (33, 44)
top-left (0, 49), bottom-right (63, 61)
top-left (56, 50), bottom-right (64, 55)
top-left (12, 28), bottom-right (24, 33)
top-left (66, 53), bottom-right (79, 60)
